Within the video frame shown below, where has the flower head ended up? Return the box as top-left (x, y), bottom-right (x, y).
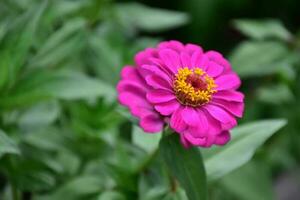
top-left (117, 40), bottom-right (244, 148)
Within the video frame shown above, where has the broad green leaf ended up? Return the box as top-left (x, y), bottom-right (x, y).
top-left (132, 126), bottom-right (162, 153)
top-left (203, 119), bottom-right (287, 181)
top-left (115, 3), bottom-right (189, 32)
top-left (221, 161), bottom-right (274, 200)
top-left (229, 41), bottom-right (290, 77)
top-left (0, 129), bottom-right (20, 158)
top-left (0, 70), bottom-right (116, 108)
top-left (233, 19), bottom-right (292, 41)
top-left (160, 133), bottom-right (207, 200)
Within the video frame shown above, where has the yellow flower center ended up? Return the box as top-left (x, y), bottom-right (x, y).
top-left (173, 67), bottom-right (217, 107)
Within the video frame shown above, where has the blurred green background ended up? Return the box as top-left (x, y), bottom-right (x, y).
top-left (0, 0), bottom-right (300, 200)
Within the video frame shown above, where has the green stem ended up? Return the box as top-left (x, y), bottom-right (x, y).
top-left (11, 183), bottom-right (19, 200)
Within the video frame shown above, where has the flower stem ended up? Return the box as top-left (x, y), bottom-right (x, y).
top-left (11, 183), bottom-right (19, 200)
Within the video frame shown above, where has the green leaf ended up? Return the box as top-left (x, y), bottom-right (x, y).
top-left (23, 127), bottom-right (64, 152)
top-left (87, 35), bottom-right (123, 85)
top-left (257, 84), bottom-right (294, 105)
top-left (203, 119), bottom-right (287, 181)
top-left (34, 175), bottom-right (103, 200)
top-left (18, 101), bottom-right (60, 129)
top-left (233, 19), bottom-right (292, 41)
top-left (30, 18), bottom-right (86, 68)
top-left (221, 161), bottom-right (274, 200)
top-left (160, 133), bottom-right (207, 200)
top-left (0, 129), bottom-right (20, 158)
top-left (0, 1), bottom-right (47, 86)
top-left (132, 126), bottom-right (162, 153)
top-left (0, 70), bottom-right (116, 108)
top-left (97, 191), bottom-right (126, 200)
top-left (115, 3), bottom-right (189, 32)
top-left (162, 187), bottom-right (188, 200)
top-left (229, 41), bottom-right (290, 77)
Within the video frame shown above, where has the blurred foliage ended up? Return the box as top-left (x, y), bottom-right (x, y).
top-left (0, 0), bottom-right (300, 200)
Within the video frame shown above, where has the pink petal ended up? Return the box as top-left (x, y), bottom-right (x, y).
top-left (117, 81), bottom-right (147, 97)
top-left (154, 99), bottom-right (180, 116)
top-left (145, 75), bottom-right (172, 91)
top-left (170, 107), bottom-right (187, 132)
top-left (141, 64), bottom-right (172, 84)
top-left (196, 109), bottom-right (209, 133)
top-left (159, 49), bottom-right (181, 73)
top-left (120, 66), bottom-right (148, 87)
top-left (204, 104), bottom-right (236, 125)
top-left (148, 57), bottom-right (173, 76)
top-left (180, 134), bottom-right (192, 148)
top-left (203, 109), bottom-right (222, 135)
top-left (206, 50), bottom-right (232, 73)
top-left (215, 131), bottom-right (231, 145)
top-left (140, 114), bottom-right (164, 133)
top-left (191, 53), bottom-right (209, 70)
top-left (213, 90), bottom-right (244, 102)
top-left (180, 52), bottom-right (192, 68)
top-left (191, 51), bottom-right (202, 68)
top-left (211, 99), bottom-right (244, 117)
top-left (134, 48), bottom-right (158, 67)
top-left (184, 133), bottom-right (207, 146)
top-left (118, 92), bottom-right (151, 117)
top-left (158, 40), bottom-right (185, 52)
top-left (205, 61), bottom-right (224, 77)
top-left (146, 89), bottom-right (175, 104)
top-left (215, 74), bottom-right (241, 91)
top-left (181, 107), bottom-right (199, 127)
top-left (185, 44), bottom-right (203, 56)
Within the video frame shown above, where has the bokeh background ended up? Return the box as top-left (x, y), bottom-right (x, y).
top-left (0, 0), bottom-right (300, 200)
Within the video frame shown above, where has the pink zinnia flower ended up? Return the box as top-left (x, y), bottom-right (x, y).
top-left (117, 40), bottom-right (244, 148)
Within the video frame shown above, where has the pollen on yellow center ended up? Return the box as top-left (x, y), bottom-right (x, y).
top-left (173, 67), bottom-right (217, 107)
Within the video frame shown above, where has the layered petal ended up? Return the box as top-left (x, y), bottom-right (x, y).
top-left (146, 89), bottom-right (175, 104)
top-left (215, 73), bottom-right (241, 91)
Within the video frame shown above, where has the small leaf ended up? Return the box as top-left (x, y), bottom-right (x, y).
top-left (132, 126), bottom-right (162, 153)
top-left (233, 19), bottom-right (292, 41)
top-left (115, 3), bottom-right (189, 32)
top-left (0, 129), bottom-right (20, 158)
top-left (160, 133), bottom-right (207, 200)
top-left (203, 119), bottom-right (287, 181)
